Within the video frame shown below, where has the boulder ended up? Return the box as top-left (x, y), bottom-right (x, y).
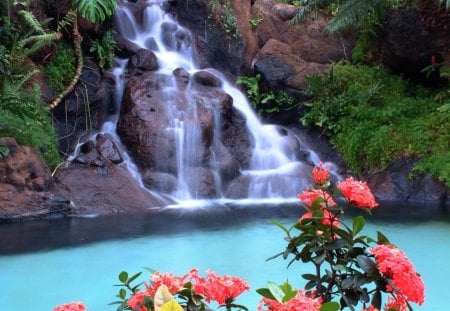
top-left (0, 137), bottom-right (70, 222)
top-left (368, 159), bottom-right (449, 206)
top-left (128, 48), bottom-right (159, 75)
top-left (53, 165), bottom-right (174, 215)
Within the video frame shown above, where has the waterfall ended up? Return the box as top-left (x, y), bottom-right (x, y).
top-left (99, 0), bottom-right (326, 203)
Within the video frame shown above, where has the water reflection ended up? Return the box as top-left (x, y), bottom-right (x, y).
top-left (0, 202), bottom-right (448, 255)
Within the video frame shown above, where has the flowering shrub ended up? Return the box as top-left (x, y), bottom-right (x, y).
top-left (54, 161), bottom-right (425, 311)
top-left (257, 162), bottom-right (425, 311)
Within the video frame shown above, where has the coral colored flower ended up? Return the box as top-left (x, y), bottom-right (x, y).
top-left (258, 290), bottom-right (322, 311)
top-left (191, 270), bottom-right (250, 305)
top-left (53, 302), bottom-right (86, 311)
top-left (145, 271), bottom-right (186, 296)
top-left (312, 162), bottom-right (330, 186)
top-left (370, 244), bottom-right (425, 305)
top-left (384, 296), bottom-right (408, 311)
top-left (337, 177), bottom-right (378, 209)
top-left (297, 189), bottom-right (336, 208)
top-left (299, 210), bottom-right (340, 227)
top-left (127, 291), bottom-right (149, 311)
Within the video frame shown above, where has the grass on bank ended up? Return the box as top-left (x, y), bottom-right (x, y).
top-left (301, 62), bottom-right (450, 187)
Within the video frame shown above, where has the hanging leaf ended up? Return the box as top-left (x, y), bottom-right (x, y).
top-left (352, 216), bottom-right (365, 236)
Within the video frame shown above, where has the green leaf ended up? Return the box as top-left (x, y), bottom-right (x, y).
top-left (377, 231), bottom-right (390, 244)
top-left (301, 273), bottom-right (317, 281)
top-left (119, 288), bottom-right (126, 300)
top-left (267, 282), bottom-right (285, 302)
top-left (312, 252), bottom-right (326, 265)
top-left (319, 301), bottom-right (340, 311)
top-left (118, 271), bottom-right (128, 283)
top-left (127, 272), bottom-right (142, 284)
top-left (352, 216), bottom-right (365, 235)
top-left (271, 220), bottom-right (292, 235)
top-left (256, 288), bottom-right (276, 300)
top-left (72, 0), bottom-right (117, 23)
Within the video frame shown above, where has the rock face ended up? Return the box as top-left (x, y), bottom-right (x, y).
top-left (116, 68), bottom-right (253, 198)
top-left (52, 58), bottom-right (114, 156)
top-left (0, 138), bottom-right (70, 222)
top-left (368, 159), bottom-right (449, 205)
top-left (52, 134), bottom-right (175, 214)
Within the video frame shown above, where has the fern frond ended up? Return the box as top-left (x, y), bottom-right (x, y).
top-left (18, 10), bottom-right (46, 34)
top-left (57, 9), bottom-right (76, 31)
top-left (290, 0), bottom-right (330, 25)
top-left (325, 0), bottom-right (385, 34)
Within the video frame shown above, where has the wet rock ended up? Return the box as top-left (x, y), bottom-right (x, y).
top-left (368, 159), bottom-right (449, 206)
top-left (52, 58), bottom-right (107, 155)
top-left (192, 70), bottom-right (223, 88)
top-left (185, 167), bottom-right (218, 198)
top-left (115, 36), bottom-right (141, 58)
top-left (128, 48), bottom-right (159, 75)
top-left (96, 134), bottom-right (123, 164)
top-left (142, 170), bottom-right (178, 194)
top-left (53, 165), bottom-right (174, 215)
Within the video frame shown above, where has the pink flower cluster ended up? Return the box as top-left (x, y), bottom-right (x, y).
top-left (370, 244), bottom-right (425, 305)
top-left (127, 269), bottom-right (249, 310)
top-left (53, 302), bottom-right (86, 311)
top-left (258, 290), bottom-right (322, 311)
top-left (312, 161), bottom-right (331, 186)
top-left (337, 177), bottom-right (378, 209)
top-left (189, 269), bottom-right (250, 305)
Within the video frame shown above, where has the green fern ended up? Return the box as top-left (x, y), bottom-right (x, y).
top-left (18, 10), bottom-right (46, 34)
top-left (72, 0), bottom-right (117, 23)
top-left (325, 0), bottom-right (386, 33)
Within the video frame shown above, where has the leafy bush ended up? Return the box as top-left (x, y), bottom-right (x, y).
top-left (302, 63), bottom-right (450, 186)
top-left (236, 74), bottom-right (295, 115)
top-left (90, 30), bottom-right (116, 68)
top-left (0, 84), bottom-right (60, 168)
top-left (41, 42), bottom-right (76, 92)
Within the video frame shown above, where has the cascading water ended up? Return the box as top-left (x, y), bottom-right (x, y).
top-left (100, 0), bottom-right (328, 203)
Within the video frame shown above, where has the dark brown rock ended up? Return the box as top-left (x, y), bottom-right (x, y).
top-left (128, 48), bottom-right (159, 74)
top-left (53, 165), bottom-right (174, 215)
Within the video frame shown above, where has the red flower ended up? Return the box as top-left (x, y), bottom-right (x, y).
top-left (201, 270), bottom-right (250, 305)
top-left (384, 296), bottom-right (408, 311)
top-left (188, 269), bottom-right (249, 305)
top-left (53, 302), bottom-right (86, 311)
top-left (299, 210), bottom-right (340, 227)
top-left (337, 177), bottom-right (378, 209)
top-left (145, 271), bottom-right (186, 296)
top-left (297, 189), bottom-right (336, 208)
top-left (431, 55), bottom-right (436, 65)
top-left (127, 291), bottom-right (149, 311)
top-left (258, 290), bottom-right (322, 311)
top-left (370, 244), bottom-right (425, 305)
top-left (312, 161), bottom-right (330, 186)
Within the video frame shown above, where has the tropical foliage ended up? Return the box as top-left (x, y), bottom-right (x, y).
top-left (301, 62), bottom-right (450, 186)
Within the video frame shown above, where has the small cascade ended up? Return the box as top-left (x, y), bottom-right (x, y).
top-left (87, 0), bottom-right (332, 203)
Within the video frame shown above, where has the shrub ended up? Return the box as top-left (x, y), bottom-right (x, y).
top-left (301, 62), bottom-right (449, 186)
top-left (41, 42), bottom-right (76, 92)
